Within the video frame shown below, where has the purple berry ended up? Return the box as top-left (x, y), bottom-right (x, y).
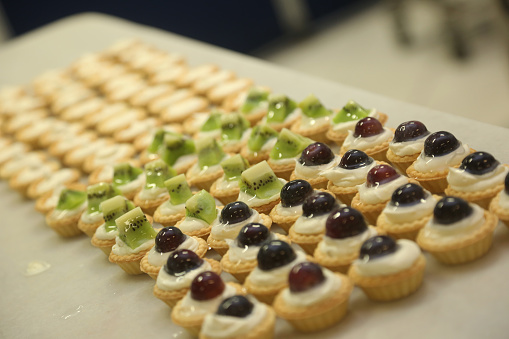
top-left (298, 142), bottom-right (335, 166)
top-left (289, 262), bottom-right (325, 293)
top-left (393, 121), bottom-right (429, 143)
top-left (302, 192), bottom-right (338, 218)
top-left (164, 249), bottom-right (203, 276)
top-left (338, 149), bottom-right (373, 170)
top-left (220, 201), bottom-right (252, 224)
top-left (280, 180), bottom-right (314, 208)
top-left (390, 183), bottom-right (426, 207)
top-left (359, 236), bottom-right (398, 261)
top-left (236, 223), bottom-right (270, 247)
top-left (459, 152), bottom-right (499, 175)
top-left (217, 295), bottom-right (254, 317)
top-left (353, 117), bottom-right (384, 138)
top-left (433, 196), bottom-right (472, 225)
top-left (366, 164), bottom-right (399, 187)
top-left (423, 131), bottom-right (460, 157)
top-left (155, 227), bottom-right (186, 253)
top-left (326, 207), bottom-right (367, 239)
top-left (191, 271), bottom-right (225, 301)
top-left (257, 240), bottom-right (296, 271)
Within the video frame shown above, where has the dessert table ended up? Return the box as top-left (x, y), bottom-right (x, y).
top-left (1, 12), bottom-right (508, 339)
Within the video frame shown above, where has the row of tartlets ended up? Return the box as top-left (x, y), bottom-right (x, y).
top-left (1, 38), bottom-right (509, 338)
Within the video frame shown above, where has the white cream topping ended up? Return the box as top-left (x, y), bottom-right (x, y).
top-left (69, 139), bottom-right (110, 161)
top-left (246, 137), bottom-right (277, 155)
top-left (383, 193), bottom-right (437, 224)
top-left (300, 114), bottom-right (330, 130)
top-left (94, 223), bottom-right (117, 240)
top-left (20, 118), bottom-right (57, 138)
top-left (97, 165), bottom-right (114, 182)
top-left (294, 156), bottom-right (339, 179)
top-left (173, 154), bottom-right (197, 173)
top-left (210, 210), bottom-right (263, 240)
top-left (413, 143), bottom-right (470, 173)
top-left (237, 178), bottom-right (286, 208)
top-left (35, 169), bottom-right (75, 194)
top-left (164, 97), bottom-right (207, 120)
top-left (138, 186), bottom-right (168, 201)
top-left (331, 109), bottom-right (378, 133)
top-left (221, 128), bottom-right (251, 148)
top-left (111, 236), bottom-right (154, 256)
top-left (80, 211), bottom-right (104, 224)
top-left (420, 204), bottom-right (485, 241)
top-left (53, 133), bottom-right (95, 154)
top-left (187, 159), bottom-right (224, 177)
top-left (91, 144), bottom-right (133, 167)
top-left (17, 164), bottom-right (56, 185)
top-left (201, 297), bottom-right (268, 339)
top-left (178, 283), bottom-right (237, 317)
top-left (447, 165), bottom-right (508, 193)
top-left (389, 135), bottom-right (428, 157)
top-left (43, 186), bottom-right (66, 210)
top-left (268, 156), bottom-right (297, 166)
top-left (155, 259), bottom-right (212, 291)
top-left (354, 239), bottom-right (421, 276)
top-left (317, 227), bottom-right (378, 257)
top-left (342, 128), bottom-right (392, 152)
top-left (357, 175), bottom-right (410, 205)
top-left (49, 202), bottom-right (87, 220)
top-left (281, 268), bottom-right (341, 307)
top-left (1, 153), bottom-right (43, 177)
top-left (158, 200), bottom-right (186, 216)
top-left (179, 213), bottom-right (218, 232)
top-left (263, 107), bottom-right (301, 127)
top-left (226, 234), bottom-right (278, 263)
top-left (117, 118), bottom-right (158, 139)
top-left (293, 212), bottom-right (332, 235)
top-left (215, 176), bottom-right (240, 191)
top-left (194, 70), bottom-right (234, 93)
top-left (148, 236), bottom-right (200, 267)
top-left (116, 173), bottom-right (145, 194)
top-left (321, 160), bottom-right (376, 187)
top-left (499, 191), bottom-right (509, 209)
top-left (0, 143), bottom-right (27, 163)
top-left (274, 203), bottom-right (303, 217)
top-left (248, 251), bottom-right (307, 285)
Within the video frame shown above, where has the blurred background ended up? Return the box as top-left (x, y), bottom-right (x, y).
top-left (0, 0), bottom-right (508, 127)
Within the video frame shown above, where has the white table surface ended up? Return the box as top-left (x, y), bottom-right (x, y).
top-left (1, 12), bottom-right (508, 339)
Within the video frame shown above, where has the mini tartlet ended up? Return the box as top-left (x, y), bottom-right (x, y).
top-left (218, 112), bottom-right (251, 154)
top-left (386, 120), bottom-right (430, 173)
top-left (158, 133), bottom-right (197, 174)
top-left (262, 93), bottom-right (301, 132)
top-left (290, 142), bottom-right (339, 189)
top-left (314, 206), bottom-right (380, 273)
top-left (348, 235), bottom-right (426, 301)
top-left (406, 131), bottom-right (473, 193)
top-left (290, 94), bottom-right (332, 144)
top-left (273, 262), bottom-right (353, 332)
top-left (240, 124), bottom-right (278, 165)
top-left (186, 137), bottom-right (227, 191)
top-left (111, 162), bottom-right (145, 200)
top-left (153, 174), bottom-right (194, 226)
top-left (77, 183), bottom-right (121, 237)
top-left (340, 117), bottom-right (393, 162)
top-left (27, 168), bottom-right (81, 200)
top-left (210, 155), bottom-right (250, 205)
top-left (207, 201), bottom-right (272, 256)
top-left (417, 196), bottom-right (498, 264)
top-left (489, 172), bottom-right (509, 228)
top-left (45, 188), bottom-right (87, 237)
top-left (174, 190), bottom-right (219, 240)
top-left (235, 86), bottom-right (271, 126)
top-left (445, 152), bottom-right (508, 209)
top-left (327, 100), bottom-right (388, 147)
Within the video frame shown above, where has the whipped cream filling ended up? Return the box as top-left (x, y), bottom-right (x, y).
top-left (188, 159), bottom-right (225, 178)
top-left (179, 214), bottom-right (217, 232)
top-left (210, 210), bottom-right (263, 240)
top-left (21, 118), bottom-right (56, 138)
top-left (268, 156), bottom-right (297, 166)
top-left (186, 112), bottom-right (210, 133)
top-left (17, 164), bottom-right (56, 185)
top-left (321, 160), bottom-right (376, 187)
top-left (158, 200), bottom-right (186, 216)
top-left (138, 186), bottom-right (168, 201)
top-left (215, 176), bottom-right (240, 191)
top-left (111, 236), bottom-right (154, 256)
top-left (94, 223), bottom-right (117, 240)
top-left (1, 153), bottom-right (44, 177)
top-left (281, 268), bottom-right (341, 307)
top-left (357, 175), bottom-right (410, 205)
top-left (421, 204), bottom-right (485, 241)
top-left (156, 259), bottom-right (212, 291)
top-left (69, 139), bottom-right (110, 161)
top-left (117, 119), bottom-right (158, 139)
top-left (293, 212), bottom-right (332, 235)
top-left (383, 192), bottom-right (437, 224)
top-left (53, 133), bottom-right (95, 154)
top-left (0, 143), bottom-right (27, 163)
top-left (226, 233), bottom-right (277, 263)
top-left (331, 109), bottom-right (378, 133)
top-left (49, 202), bottom-right (87, 220)
top-left (116, 173), bottom-right (145, 194)
top-left (195, 129), bottom-right (222, 140)
top-left (499, 191), bottom-right (509, 209)
top-left (389, 135), bottom-right (428, 157)
top-left (221, 128), bottom-right (251, 148)
top-left (263, 107), bottom-right (301, 126)
top-left (80, 211), bottom-right (104, 224)
top-left (173, 154), bottom-right (197, 173)
top-left (294, 156), bottom-right (340, 179)
top-left (342, 128), bottom-right (392, 152)
top-left (43, 186), bottom-right (66, 210)
top-left (35, 169), bottom-right (76, 194)
top-left (317, 227), bottom-right (378, 257)
top-left (247, 137), bottom-right (277, 155)
top-left (97, 165), bottom-right (114, 182)
top-left (300, 114), bottom-right (330, 130)
top-left (447, 165), bottom-right (509, 193)
top-left (248, 250), bottom-right (307, 285)
top-left (178, 283), bottom-right (237, 317)
top-left (354, 239), bottom-right (421, 276)
top-left (274, 203), bottom-right (303, 217)
top-left (91, 144), bottom-right (133, 167)
top-left (237, 178), bottom-right (286, 208)
top-left (201, 296), bottom-right (267, 339)
top-left (413, 143), bottom-right (470, 173)
top-left (148, 236), bottom-right (200, 267)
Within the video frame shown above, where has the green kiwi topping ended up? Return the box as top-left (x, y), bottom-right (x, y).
top-left (147, 129), bottom-right (179, 154)
top-left (240, 87), bottom-right (270, 114)
top-left (240, 161), bottom-right (283, 200)
top-left (266, 94), bottom-right (297, 123)
top-left (332, 100), bottom-right (371, 124)
top-left (247, 125), bottom-right (278, 152)
top-left (220, 113), bottom-right (250, 143)
top-left (56, 189), bottom-right (87, 211)
top-left (86, 182), bottom-right (121, 214)
top-left (269, 128), bottom-right (314, 160)
top-left (164, 174), bottom-right (193, 205)
top-left (100, 196), bottom-right (135, 233)
top-left (220, 154), bottom-right (250, 181)
top-left (144, 159), bottom-right (177, 190)
top-left (200, 111), bottom-right (222, 132)
top-left (112, 163), bottom-right (143, 187)
top-left (160, 134), bottom-right (196, 166)
top-left (185, 190), bottom-right (217, 224)
top-left (196, 137), bottom-right (226, 169)
top-left (115, 207), bottom-right (157, 249)
top-left (298, 94), bottom-right (332, 119)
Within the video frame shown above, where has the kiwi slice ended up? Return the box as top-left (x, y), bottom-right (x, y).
top-left (269, 128), bottom-right (314, 160)
top-left (196, 137), bottom-right (226, 169)
top-left (240, 161), bottom-right (283, 200)
top-left (185, 190), bottom-right (217, 224)
top-left (332, 100), bottom-right (370, 124)
top-left (298, 94), bottom-right (332, 119)
top-left (115, 207), bottom-right (157, 249)
top-left (221, 154), bottom-right (249, 181)
top-left (56, 189), bottom-right (87, 211)
top-left (113, 163), bottom-right (143, 187)
top-left (86, 182), bottom-right (121, 214)
top-left (145, 159), bottom-right (177, 190)
top-left (100, 196), bottom-right (136, 233)
top-left (147, 129), bottom-right (179, 154)
top-left (247, 125), bottom-right (278, 152)
top-left (164, 174), bottom-right (193, 205)
top-left (266, 94), bottom-right (297, 123)
top-left (200, 111), bottom-right (222, 132)
top-left (240, 87), bottom-right (269, 114)
top-left (160, 134), bottom-right (196, 166)
top-left (220, 113), bottom-right (250, 143)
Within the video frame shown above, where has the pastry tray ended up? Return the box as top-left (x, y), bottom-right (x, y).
top-left (1, 12), bottom-right (508, 339)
